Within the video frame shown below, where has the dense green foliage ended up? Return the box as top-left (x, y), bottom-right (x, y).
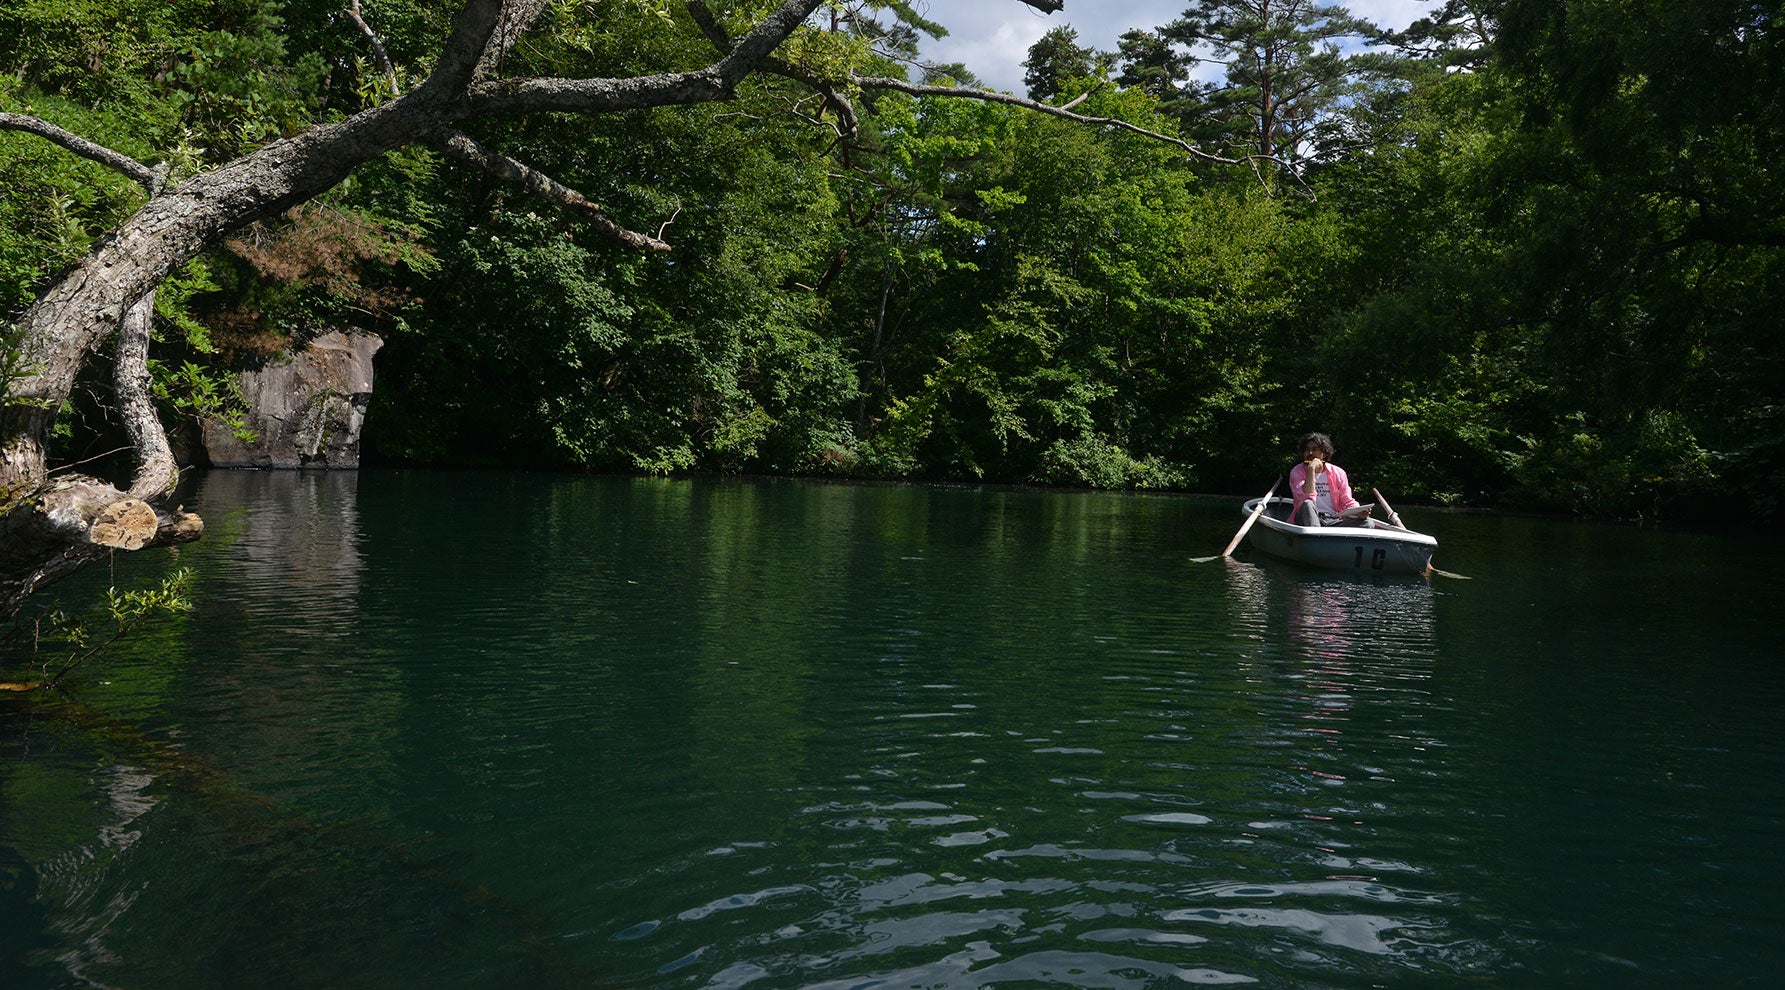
top-left (2, 0), bottom-right (1781, 521)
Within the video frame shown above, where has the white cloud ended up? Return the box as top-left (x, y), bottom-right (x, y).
top-left (916, 0), bottom-right (1435, 93)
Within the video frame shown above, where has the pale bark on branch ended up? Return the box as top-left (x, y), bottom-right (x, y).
top-left (343, 2), bottom-right (671, 251)
top-left (460, 0), bottom-right (830, 116)
top-left (112, 294), bottom-right (179, 500)
top-left (0, 113), bottom-right (160, 188)
top-left (343, 0), bottom-right (400, 93)
top-left (852, 76), bottom-right (1253, 166)
top-left (688, 1), bottom-right (862, 139)
top-left (476, 0), bottom-right (553, 80)
top-left (0, 112), bottom-right (180, 505)
top-left (0, 479), bottom-right (202, 616)
top-left (431, 130), bottom-right (672, 252)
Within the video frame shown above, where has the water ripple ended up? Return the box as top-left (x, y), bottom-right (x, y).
top-left (679, 885), bottom-right (813, 922)
top-left (1162, 905), bottom-right (1414, 956)
top-left (796, 946), bottom-right (1261, 989)
top-left (15, 474), bottom-right (1777, 989)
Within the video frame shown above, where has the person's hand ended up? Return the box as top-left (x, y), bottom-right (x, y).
top-left (1304, 456), bottom-right (1324, 472)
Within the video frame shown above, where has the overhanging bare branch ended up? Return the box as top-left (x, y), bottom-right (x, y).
top-left (343, 1), bottom-right (400, 93)
top-left (688, 0), bottom-right (861, 139)
top-left (0, 112), bottom-right (159, 190)
top-left (354, 7), bottom-right (672, 250)
top-left (421, 0), bottom-right (505, 98)
top-left (462, 0), bottom-right (828, 116)
top-left (713, 0), bottom-right (828, 87)
top-left (476, 0), bottom-right (553, 80)
top-left (852, 76), bottom-right (1250, 166)
top-left (431, 130), bottom-right (672, 252)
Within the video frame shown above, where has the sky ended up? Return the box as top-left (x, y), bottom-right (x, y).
top-left (913, 0), bottom-right (1436, 93)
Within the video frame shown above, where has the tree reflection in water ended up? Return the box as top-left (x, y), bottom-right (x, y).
top-left (1221, 561), bottom-right (1440, 770)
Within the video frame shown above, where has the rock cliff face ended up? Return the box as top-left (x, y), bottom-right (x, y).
top-left (198, 330), bottom-right (383, 469)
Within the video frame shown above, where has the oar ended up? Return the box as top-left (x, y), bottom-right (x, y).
top-left (1371, 487), bottom-right (1405, 529)
top-left (1371, 487), bottom-right (1472, 579)
top-left (1193, 479), bottom-right (1279, 562)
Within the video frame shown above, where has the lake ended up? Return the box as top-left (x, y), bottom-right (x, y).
top-left (2, 470), bottom-right (1781, 988)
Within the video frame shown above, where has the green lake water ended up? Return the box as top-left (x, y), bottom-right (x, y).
top-left (2, 470), bottom-right (1781, 988)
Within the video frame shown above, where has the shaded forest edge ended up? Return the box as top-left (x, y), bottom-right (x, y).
top-left (4, 0), bottom-right (1781, 533)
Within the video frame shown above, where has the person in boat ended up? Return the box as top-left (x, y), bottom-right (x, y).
top-left (1289, 433), bottom-right (1371, 526)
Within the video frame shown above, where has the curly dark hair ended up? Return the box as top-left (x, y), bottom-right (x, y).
top-left (1297, 432), bottom-right (1336, 460)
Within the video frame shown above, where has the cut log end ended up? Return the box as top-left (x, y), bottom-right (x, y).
top-left (3, 481), bottom-right (207, 623)
top-left (90, 498), bottom-right (160, 550)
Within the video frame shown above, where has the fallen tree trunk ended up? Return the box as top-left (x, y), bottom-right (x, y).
top-left (0, 480), bottom-right (203, 614)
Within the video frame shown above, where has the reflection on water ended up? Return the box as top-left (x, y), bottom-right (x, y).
top-left (2, 473), bottom-right (1781, 988)
top-left (30, 764), bottom-right (158, 986)
top-left (1223, 561), bottom-right (1436, 661)
top-left (1222, 563), bottom-right (1440, 785)
top-left (195, 469), bottom-right (367, 632)
top-left (3, 471), bottom-right (384, 987)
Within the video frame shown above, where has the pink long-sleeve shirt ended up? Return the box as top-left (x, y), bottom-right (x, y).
top-left (1288, 461), bottom-right (1360, 523)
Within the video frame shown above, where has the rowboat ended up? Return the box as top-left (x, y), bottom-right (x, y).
top-left (1240, 497), bottom-right (1437, 574)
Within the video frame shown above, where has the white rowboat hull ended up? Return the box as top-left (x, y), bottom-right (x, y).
top-left (1240, 497), bottom-right (1437, 574)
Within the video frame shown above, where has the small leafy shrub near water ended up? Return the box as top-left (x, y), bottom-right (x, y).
top-left (1, 569), bottom-right (192, 692)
